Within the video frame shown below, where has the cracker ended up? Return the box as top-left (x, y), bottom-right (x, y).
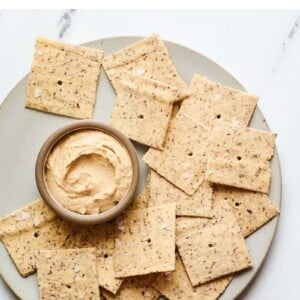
top-left (154, 253), bottom-right (233, 300)
top-left (180, 74), bottom-right (258, 127)
top-left (63, 223), bottom-right (122, 294)
top-left (102, 275), bottom-right (160, 300)
top-left (25, 37), bottom-right (103, 119)
top-left (111, 73), bottom-right (189, 149)
top-left (0, 200), bottom-right (72, 276)
top-left (102, 34), bottom-right (186, 92)
top-left (149, 170), bottom-right (213, 217)
top-left (206, 122), bottom-right (276, 193)
top-left (213, 186), bottom-right (279, 237)
top-left (114, 203), bottom-right (176, 277)
top-left (143, 112), bottom-right (210, 195)
top-left (176, 201), bottom-right (252, 286)
top-left (129, 189), bottom-right (149, 210)
top-left (36, 248), bottom-right (100, 300)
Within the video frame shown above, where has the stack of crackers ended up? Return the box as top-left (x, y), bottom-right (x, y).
top-left (0, 34), bottom-right (279, 300)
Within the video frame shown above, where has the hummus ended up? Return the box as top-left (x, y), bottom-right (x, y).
top-left (45, 129), bottom-right (133, 214)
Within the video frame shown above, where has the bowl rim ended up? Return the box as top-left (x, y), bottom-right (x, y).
top-left (35, 120), bottom-right (140, 225)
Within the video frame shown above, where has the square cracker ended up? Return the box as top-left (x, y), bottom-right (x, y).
top-left (180, 74), bottom-right (258, 128)
top-left (213, 186), bottom-right (279, 237)
top-left (63, 223), bottom-right (123, 295)
top-left (36, 248), bottom-right (100, 300)
top-left (143, 111), bottom-right (210, 195)
top-left (111, 73), bottom-right (189, 149)
top-left (154, 253), bottom-right (233, 300)
top-left (25, 37), bottom-right (103, 119)
top-left (114, 203), bottom-right (176, 278)
top-left (102, 275), bottom-right (160, 300)
top-left (149, 170), bottom-right (213, 217)
top-left (206, 122), bottom-right (276, 193)
top-left (176, 201), bottom-right (252, 286)
top-left (102, 34), bottom-right (187, 92)
top-left (0, 199), bottom-right (73, 276)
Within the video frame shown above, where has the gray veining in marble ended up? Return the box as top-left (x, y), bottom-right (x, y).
top-left (57, 9), bottom-right (76, 38)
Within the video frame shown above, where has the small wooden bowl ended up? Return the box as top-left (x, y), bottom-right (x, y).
top-left (35, 121), bottom-right (140, 225)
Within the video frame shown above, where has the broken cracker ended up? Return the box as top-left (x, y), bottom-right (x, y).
top-left (25, 37), bottom-right (103, 119)
top-left (176, 201), bottom-right (252, 286)
top-left (111, 73), bottom-right (189, 149)
top-left (149, 170), bottom-right (213, 217)
top-left (180, 74), bottom-right (258, 127)
top-left (0, 200), bottom-right (72, 277)
top-left (213, 185), bottom-right (279, 237)
top-left (102, 275), bottom-right (160, 300)
top-left (63, 223), bottom-right (122, 295)
top-left (154, 253), bottom-right (233, 300)
top-left (103, 34), bottom-right (186, 92)
top-left (114, 203), bottom-right (176, 278)
top-left (36, 248), bottom-right (100, 300)
top-left (206, 122), bottom-right (276, 193)
top-left (143, 111), bottom-right (210, 195)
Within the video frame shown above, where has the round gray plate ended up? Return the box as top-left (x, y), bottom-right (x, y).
top-left (0, 37), bottom-right (281, 300)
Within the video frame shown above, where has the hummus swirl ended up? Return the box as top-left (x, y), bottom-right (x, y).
top-left (45, 130), bottom-right (133, 214)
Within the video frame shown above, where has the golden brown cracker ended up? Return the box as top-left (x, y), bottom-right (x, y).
top-left (111, 73), bottom-right (189, 149)
top-left (176, 201), bottom-right (252, 286)
top-left (213, 186), bottom-right (279, 237)
top-left (36, 248), bottom-right (100, 300)
top-left (25, 37), bottom-right (103, 119)
top-left (114, 203), bottom-right (176, 277)
top-left (149, 170), bottom-right (213, 217)
top-left (180, 74), bottom-right (258, 127)
top-left (103, 34), bottom-right (186, 92)
top-left (206, 122), bottom-right (276, 193)
top-left (143, 112), bottom-right (210, 195)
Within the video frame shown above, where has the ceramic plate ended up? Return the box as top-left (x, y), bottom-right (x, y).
top-left (0, 36), bottom-right (281, 300)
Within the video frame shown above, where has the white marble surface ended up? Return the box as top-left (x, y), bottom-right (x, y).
top-left (0, 10), bottom-right (300, 300)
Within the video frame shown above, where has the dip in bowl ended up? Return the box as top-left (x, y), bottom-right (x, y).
top-left (35, 121), bottom-right (140, 225)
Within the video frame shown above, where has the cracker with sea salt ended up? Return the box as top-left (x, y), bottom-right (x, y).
top-left (176, 201), bottom-right (252, 286)
top-left (206, 122), bottom-right (276, 193)
top-left (149, 170), bottom-right (213, 217)
top-left (102, 275), bottom-right (160, 300)
top-left (111, 73), bottom-right (189, 149)
top-left (143, 112), bottom-right (210, 195)
top-left (180, 74), bottom-right (258, 127)
top-left (63, 223), bottom-right (122, 294)
top-left (25, 37), bottom-right (103, 119)
top-left (213, 186), bottom-right (279, 237)
top-left (0, 199), bottom-right (73, 277)
top-left (154, 253), bottom-right (233, 300)
top-left (102, 34), bottom-right (186, 92)
top-left (36, 248), bottom-right (100, 300)
top-left (114, 203), bottom-right (176, 277)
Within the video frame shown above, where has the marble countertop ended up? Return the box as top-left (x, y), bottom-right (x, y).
top-left (0, 10), bottom-right (299, 300)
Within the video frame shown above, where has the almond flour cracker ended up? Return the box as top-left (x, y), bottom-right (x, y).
top-left (176, 201), bottom-right (252, 286)
top-left (25, 37), bottom-right (103, 119)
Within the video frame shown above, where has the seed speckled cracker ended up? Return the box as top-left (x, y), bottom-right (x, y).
top-left (0, 200), bottom-right (72, 277)
top-left (154, 253), bottom-right (233, 300)
top-left (114, 203), bottom-right (176, 278)
top-left (36, 248), bottom-right (100, 300)
top-left (176, 201), bottom-right (252, 286)
top-left (213, 186), bottom-right (279, 237)
top-left (111, 73), bottom-right (189, 149)
top-left (180, 74), bottom-right (258, 128)
top-left (25, 37), bottom-right (103, 119)
top-left (206, 122), bottom-right (276, 193)
top-left (102, 275), bottom-right (160, 300)
top-left (149, 170), bottom-right (213, 217)
top-left (143, 112), bottom-right (210, 195)
top-left (63, 223), bottom-right (122, 294)
top-left (102, 34), bottom-right (187, 92)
